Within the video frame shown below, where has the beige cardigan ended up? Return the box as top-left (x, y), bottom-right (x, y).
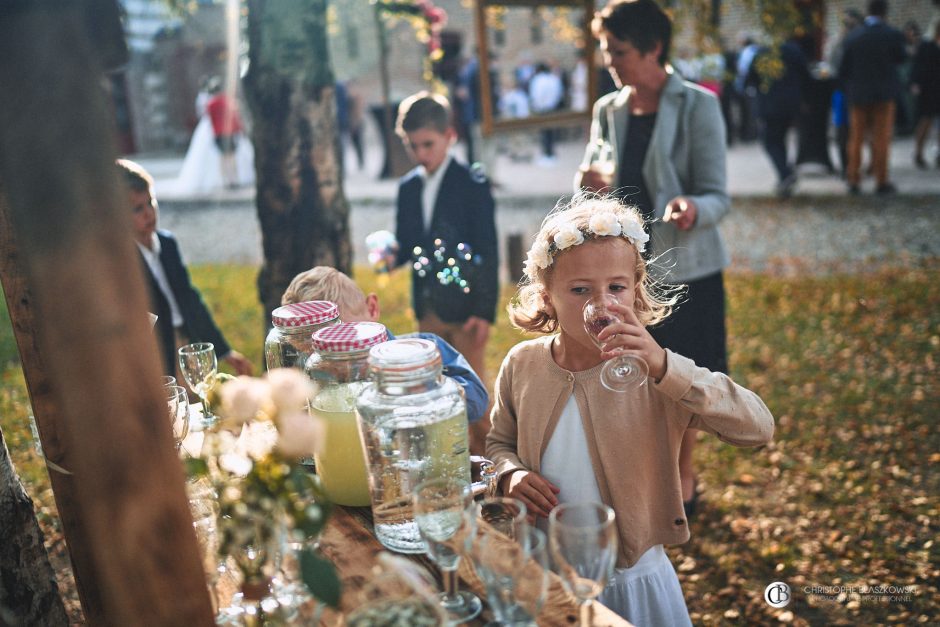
top-left (485, 336), bottom-right (774, 568)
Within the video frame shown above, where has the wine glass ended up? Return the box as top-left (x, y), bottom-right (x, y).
top-left (548, 502), bottom-right (618, 627)
top-left (178, 342), bottom-right (218, 430)
top-left (475, 523), bottom-right (547, 626)
top-left (581, 138), bottom-right (616, 190)
top-left (164, 384), bottom-right (190, 450)
top-left (160, 375), bottom-right (177, 387)
top-left (475, 496), bottom-right (528, 540)
top-left (508, 526), bottom-right (550, 626)
top-left (413, 478), bottom-right (482, 623)
top-left (583, 294), bottom-right (649, 391)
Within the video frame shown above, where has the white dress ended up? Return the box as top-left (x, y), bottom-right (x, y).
top-left (538, 395), bottom-right (692, 627)
top-left (167, 115), bottom-right (256, 196)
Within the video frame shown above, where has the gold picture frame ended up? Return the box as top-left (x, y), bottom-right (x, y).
top-left (474, 0), bottom-right (597, 135)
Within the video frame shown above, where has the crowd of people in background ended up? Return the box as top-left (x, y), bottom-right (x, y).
top-left (667, 0), bottom-right (939, 197)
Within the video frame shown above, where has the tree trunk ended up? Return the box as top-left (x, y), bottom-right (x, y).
top-left (0, 4), bottom-right (214, 625)
top-left (244, 0), bottom-right (352, 323)
top-left (0, 429), bottom-right (68, 626)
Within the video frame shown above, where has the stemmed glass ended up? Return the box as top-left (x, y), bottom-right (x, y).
top-left (509, 527), bottom-right (550, 626)
top-left (583, 294), bottom-right (649, 391)
top-left (178, 342), bottom-right (218, 430)
top-left (548, 502), bottom-right (618, 627)
top-left (413, 478), bottom-right (482, 623)
top-left (472, 497), bottom-right (529, 626)
top-left (164, 384), bottom-right (190, 450)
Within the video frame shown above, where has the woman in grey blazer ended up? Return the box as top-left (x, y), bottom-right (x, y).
top-left (577, 0), bottom-right (732, 519)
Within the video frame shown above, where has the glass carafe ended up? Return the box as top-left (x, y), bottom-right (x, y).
top-left (264, 300), bottom-right (339, 371)
top-left (305, 321), bottom-right (388, 507)
top-left (356, 338), bottom-right (471, 554)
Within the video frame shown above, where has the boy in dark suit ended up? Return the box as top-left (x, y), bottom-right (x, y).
top-left (117, 159), bottom-right (253, 378)
top-left (393, 92), bottom-right (498, 388)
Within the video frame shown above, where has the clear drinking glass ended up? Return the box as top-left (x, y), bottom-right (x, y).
top-left (583, 294), bottom-right (649, 391)
top-left (160, 375), bottom-right (177, 387)
top-left (178, 342), bottom-right (218, 430)
top-left (413, 478), bottom-right (482, 623)
top-left (476, 496), bottom-right (528, 541)
top-left (548, 502), bottom-right (618, 627)
top-left (164, 384), bottom-right (190, 450)
top-left (477, 526), bottom-right (548, 625)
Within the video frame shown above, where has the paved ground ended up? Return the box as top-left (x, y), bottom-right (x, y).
top-left (135, 126), bottom-right (940, 276)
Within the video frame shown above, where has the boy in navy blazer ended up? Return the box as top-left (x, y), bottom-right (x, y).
top-left (117, 159), bottom-right (253, 379)
top-left (393, 92), bottom-right (498, 389)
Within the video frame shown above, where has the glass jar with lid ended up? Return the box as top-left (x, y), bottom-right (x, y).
top-left (355, 338), bottom-right (471, 554)
top-left (264, 300), bottom-right (339, 371)
top-left (306, 321), bottom-right (388, 507)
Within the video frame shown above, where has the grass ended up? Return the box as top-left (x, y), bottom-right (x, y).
top-left (1, 262), bottom-right (938, 625)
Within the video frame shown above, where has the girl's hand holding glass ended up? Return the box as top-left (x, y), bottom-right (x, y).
top-left (584, 294), bottom-right (666, 390)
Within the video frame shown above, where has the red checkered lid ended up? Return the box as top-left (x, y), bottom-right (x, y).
top-left (311, 321), bottom-right (388, 353)
top-left (271, 300), bottom-right (339, 328)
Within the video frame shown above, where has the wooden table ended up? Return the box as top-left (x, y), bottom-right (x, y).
top-left (181, 410), bottom-right (630, 625)
top-left (316, 505), bottom-right (632, 626)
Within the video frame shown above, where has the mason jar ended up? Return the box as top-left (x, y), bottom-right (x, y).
top-left (263, 300), bottom-right (339, 371)
top-left (355, 338), bottom-right (471, 554)
top-left (305, 321), bottom-right (388, 507)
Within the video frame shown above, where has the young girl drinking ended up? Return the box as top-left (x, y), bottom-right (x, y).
top-left (486, 193), bottom-right (774, 625)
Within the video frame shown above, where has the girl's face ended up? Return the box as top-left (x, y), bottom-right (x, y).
top-left (543, 238), bottom-right (639, 351)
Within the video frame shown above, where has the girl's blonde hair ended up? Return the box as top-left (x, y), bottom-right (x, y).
top-left (508, 192), bottom-right (680, 334)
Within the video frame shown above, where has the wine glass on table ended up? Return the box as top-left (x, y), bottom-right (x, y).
top-left (413, 478), bottom-right (482, 623)
top-left (583, 294), bottom-right (649, 391)
top-left (164, 384), bottom-right (190, 450)
top-left (178, 342), bottom-right (218, 430)
top-left (548, 502), bottom-right (618, 627)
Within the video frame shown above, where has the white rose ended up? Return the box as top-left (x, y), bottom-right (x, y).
top-left (620, 218), bottom-right (649, 253)
top-left (588, 212), bottom-right (622, 237)
top-left (553, 225), bottom-right (585, 250)
top-left (526, 240), bottom-right (552, 272)
top-left (265, 368), bottom-right (314, 415)
top-left (219, 451), bottom-right (253, 476)
top-left (220, 376), bottom-right (269, 427)
top-left (276, 412), bottom-right (324, 459)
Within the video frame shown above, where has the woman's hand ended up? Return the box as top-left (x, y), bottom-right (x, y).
top-left (596, 302), bottom-right (667, 381)
top-left (500, 469), bottom-right (560, 522)
top-left (664, 196), bottom-right (698, 230)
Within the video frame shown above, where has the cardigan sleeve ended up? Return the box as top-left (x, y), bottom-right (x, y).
top-left (485, 351), bottom-right (528, 481)
top-left (654, 349), bottom-right (774, 447)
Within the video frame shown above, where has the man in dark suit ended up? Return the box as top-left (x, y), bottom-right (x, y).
top-left (118, 159), bottom-right (253, 378)
top-left (747, 38), bottom-right (811, 198)
top-left (393, 92), bottom-right (498, 387)
top-left (838, 0), bottom-right (907, 195)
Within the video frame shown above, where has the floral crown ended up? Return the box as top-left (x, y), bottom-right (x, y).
top-left (523, 211), bottom-right (649, 280)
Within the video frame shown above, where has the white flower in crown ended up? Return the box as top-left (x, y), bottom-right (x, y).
top-left (553, 225), bottom-right (585, 250)
top-left (525, 239), bottom-right (552, 276)
top-left (588, 212), bottom-right (622, 237)
top-left (619, 217), bottom-right (649, 253)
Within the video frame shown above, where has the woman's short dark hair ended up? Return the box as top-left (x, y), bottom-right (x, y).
top-left (593, 0), bottom-right (672, 66)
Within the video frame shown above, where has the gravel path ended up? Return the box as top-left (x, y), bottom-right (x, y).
top-left (160, 194), bottom-right (940, 277)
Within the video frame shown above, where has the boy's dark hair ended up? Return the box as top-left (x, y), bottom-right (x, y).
top-left (593, 0), bottom-right (672, 66)
top-left (116, 158), bottom-right (153, 193)
top-left (867, 0), bottom-right (887, 18)
top-left (395, 91), bottom-right (452, 137)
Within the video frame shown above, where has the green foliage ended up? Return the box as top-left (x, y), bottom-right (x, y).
top-left (2, 262), bottom-right (938, 622)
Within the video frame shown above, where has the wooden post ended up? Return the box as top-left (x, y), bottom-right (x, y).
top-left (0, 4), bottom-right (213, 625)
top-left (506, 233), bottom-right (525, 285)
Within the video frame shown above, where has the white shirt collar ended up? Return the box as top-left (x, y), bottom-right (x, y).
top-left (419, 154), bottom-right (453, 230)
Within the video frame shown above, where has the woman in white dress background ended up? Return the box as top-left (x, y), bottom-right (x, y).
top-left (170, 76), bottom-right (255, 196)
